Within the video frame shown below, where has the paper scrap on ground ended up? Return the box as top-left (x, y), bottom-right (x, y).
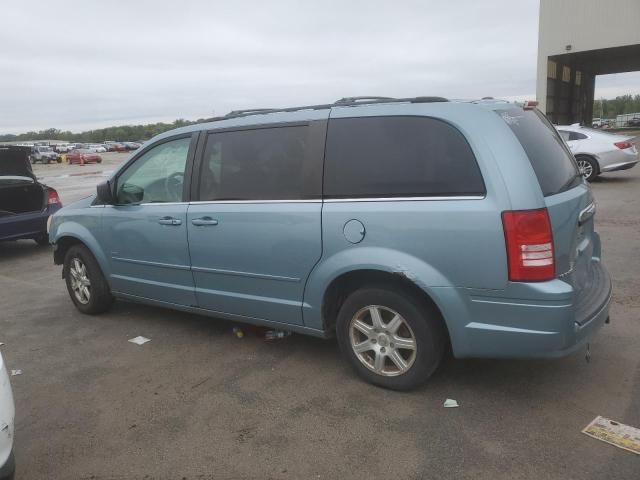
top-left (443, 398), bottom-right (459, 408)
top-left (582, 416), bottom-right (640, 455)
top-left (0, 342), bottom-right (4, 346)
top-left (10, 370), bottom-right (21, 376)
top-left (128, 336), bottom-right (151, 346)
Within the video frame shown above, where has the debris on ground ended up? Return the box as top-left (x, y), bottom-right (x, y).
top-left (10, 370), bottom-right (22, 376)
top-left (231, 326), bottom-right (292, 341)
top-left (265, 330), bottom-right (292, 341)
top-left (582, 416), bottom-right (640, 455)
top-left (443, 398), bottom-right (459, 408)
top-left (128, 336), bottom-right (151, 346)
top-left (232, 327), bottom-right (245, 339)
top-left (0, 342), bottom-right (4, 346)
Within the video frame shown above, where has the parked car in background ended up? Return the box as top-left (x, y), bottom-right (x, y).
top-left (557, 125), bottom-right (638, 181)
top-left (111, 143), bottom-right (128, 152)
top-left (87, 144), bottom-right (107, 153)
top-left (65, 149), bottom-right (102, 165)
top-left (591, 118), bottom-right (610, 128)
top-left (50, 97), bottom-right (611, 390)
top-left (627, 116), bottom-right (640, 127)
top-left (1, 146), bottom-right (62, 245)
top-left (0, 351), bottom-right (15, 480)
top-left (53, 144), bottom-right (73, 153)
top-left (29, 145), bottom-right (60, 164)
top-left (122, 142), bottom-right (141, 150)
top-left (102, 143), bottom-right (116, 152)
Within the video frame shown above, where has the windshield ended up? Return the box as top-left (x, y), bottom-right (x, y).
top-left (497, 108), bottom-right (581, 196)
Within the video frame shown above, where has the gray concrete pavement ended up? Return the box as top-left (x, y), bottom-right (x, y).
top-left (1, 150), bottom-right (639, 479)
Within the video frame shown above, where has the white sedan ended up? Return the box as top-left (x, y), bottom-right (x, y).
top-left (87, 144), bottom-right (107, 153)
top-left (0, 353), bottom-right (14, 480)
top-left (557, 125), bottom-right (639, 181)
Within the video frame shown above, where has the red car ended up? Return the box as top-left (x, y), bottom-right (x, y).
top-left (111, 143), bottom-right (128, 152)
top-left (66, 149), bottom-right (102, 165)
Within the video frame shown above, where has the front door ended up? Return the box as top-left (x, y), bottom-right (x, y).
top-left (102, 134), bottom-right (197, 306)
top-left (187, 118), bottom-right (327, 325)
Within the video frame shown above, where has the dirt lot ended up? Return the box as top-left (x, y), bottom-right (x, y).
top-left (1, 147), bottom-right (639, 479)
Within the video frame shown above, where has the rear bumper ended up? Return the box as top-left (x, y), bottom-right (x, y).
top-left (444, 260), bottom-right (612, 359)
top-left (0, 203), bottom-right (61, 242)
top-left (600, 159), bottom-right (638, 172)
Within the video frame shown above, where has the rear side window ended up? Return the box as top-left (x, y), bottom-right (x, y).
top-left (323, 116), bottom-right (485, 198)
top-left (497, 108), bottom-right (580, 196)
top-left (197, 123), bottom-right (324, 201)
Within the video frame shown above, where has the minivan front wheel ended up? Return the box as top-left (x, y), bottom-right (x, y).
top-left (64, 245), bottom-right (113, 314)
top-left (336, 286), bottom-right (445, 390)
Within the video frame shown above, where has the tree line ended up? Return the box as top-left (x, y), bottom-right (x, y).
top-left (0, 118), bottom-right (205, 143)
top-left (593, 94), bottom-right (640, 119)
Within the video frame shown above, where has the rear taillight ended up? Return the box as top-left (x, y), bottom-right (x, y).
top-left (523, 100), bottom-right (539, 110)
top-left (614, 141), bottom-right (632, 150)
top-left (47, 188), bottom-right (61, 205)
top-left (502, 208), bottom-right (555, 282)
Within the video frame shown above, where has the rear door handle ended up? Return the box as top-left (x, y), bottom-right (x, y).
top-left (158, 216), bottom-right (182, 226)
top-left (191, 217), bottom-right (219, 226)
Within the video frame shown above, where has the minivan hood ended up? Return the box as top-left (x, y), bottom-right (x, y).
top-left (0, 146), bottom-right (36, 180)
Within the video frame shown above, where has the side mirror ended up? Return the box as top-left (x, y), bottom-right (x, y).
top-left (96, 180), bottom-right (115, 205)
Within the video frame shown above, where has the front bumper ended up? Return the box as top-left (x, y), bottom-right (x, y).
top-left (0, 450), bottom-right (14, 480)
top-left (445, 260), bottom-right (612, 359)
top-left (0, 356), bottom-right (15, 480)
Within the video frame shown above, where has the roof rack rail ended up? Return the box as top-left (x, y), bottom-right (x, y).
top-left (334, 96), bottom-right (448, 106)
top-left (202, 96), bottom-right (450, 123)
top-left (225, 108), bottom-right (280, 117)
top-left (334, 96), bottom-right (397, 105)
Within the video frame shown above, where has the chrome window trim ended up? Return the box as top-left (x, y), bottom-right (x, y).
top-left (189, 199), bottom-right (322, 205)
top-left (324, 195), bottom-right (485, 202)
top-left (97, 196), bottom-right (484, 207)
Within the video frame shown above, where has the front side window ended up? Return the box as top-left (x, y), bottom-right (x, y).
top-left (197, 124), bottom-right (323, 201)
top-left (323, 116), bottom-right (485, 198)
top-left (116, 136), bottom-right (190, 204)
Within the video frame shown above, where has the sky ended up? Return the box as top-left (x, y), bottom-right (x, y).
top-left (1, 0), bottom-right (639, 134)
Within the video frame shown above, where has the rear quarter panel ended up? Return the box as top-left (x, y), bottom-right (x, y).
top-left (303, 103), bottom-right (525, 332)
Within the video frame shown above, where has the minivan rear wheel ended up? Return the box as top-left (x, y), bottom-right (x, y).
top-left (336, 286), bottom-right (445, 390)
top-left (64, 245), bottom-right (113, 314)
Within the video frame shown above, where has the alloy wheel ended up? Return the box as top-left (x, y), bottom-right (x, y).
top-left (577, 159), bottom-right (593, 179)
top-left (69, 257), bottom-right (91, 304)
top-left (349, 305), bottom-right (417, 377)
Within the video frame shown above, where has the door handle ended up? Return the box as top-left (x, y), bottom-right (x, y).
top-left (191, 217), bottom-right (219, 226)
top-left (158, 216), bottom-right (182, 226)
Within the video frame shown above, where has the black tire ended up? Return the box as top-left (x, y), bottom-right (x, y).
top-left (63, 244), bottom-right (113, 314)
top-left (336, 285), bottom-right (445, 391)
top-left (576, 155), bottom-right (599, 182)
top-left (34, 234), bottom-right (49, 246)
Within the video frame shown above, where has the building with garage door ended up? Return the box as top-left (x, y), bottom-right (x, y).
top-left (537, 0), bottom-right (640, 125)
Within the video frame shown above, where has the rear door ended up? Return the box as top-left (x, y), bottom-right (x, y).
top-left (187, 116), bottom-right (327, 325)
top-left (497, 108), bottom-right (596, 297)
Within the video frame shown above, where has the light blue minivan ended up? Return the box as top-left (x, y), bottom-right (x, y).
top-left (49, 97), bottom-right (612, 390)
